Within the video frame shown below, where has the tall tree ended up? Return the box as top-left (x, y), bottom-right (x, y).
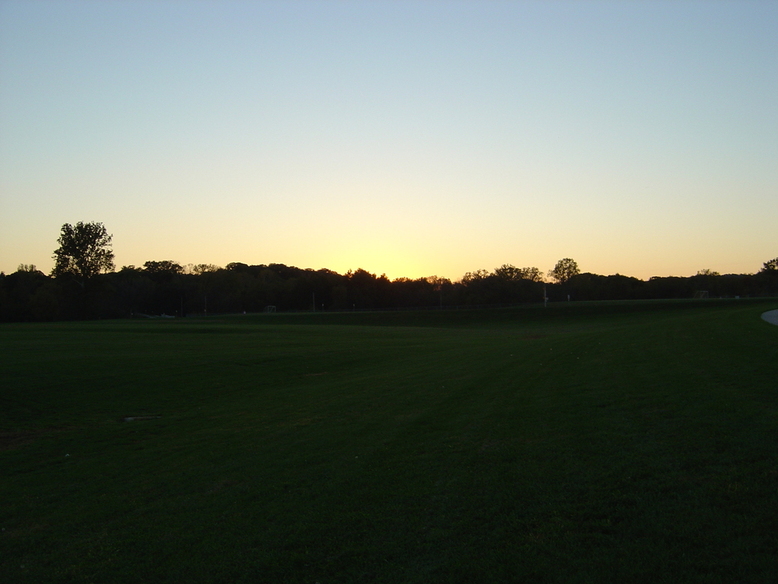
top-left (52, 222), bottom-right (114, 281)
top-left (548, 258), bottom-right (580, 283)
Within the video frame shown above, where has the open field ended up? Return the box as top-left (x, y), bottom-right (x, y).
top-left (2, 299), bottom-right (777, 583)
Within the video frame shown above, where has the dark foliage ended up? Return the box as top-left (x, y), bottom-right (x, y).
top-left (52, 222), bottom-right (114, 281)
top-left (2, 256), bottom-right (777, 322)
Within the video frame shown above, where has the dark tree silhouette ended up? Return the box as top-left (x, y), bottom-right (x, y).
top-left (143, 260), bottom-right (183, 274)
top-left (548, 258), bottom-right (580, 283)
top-left (493, 264), bottom-right (544, 282)
top-left (52, 222), bottom-right (114, 282)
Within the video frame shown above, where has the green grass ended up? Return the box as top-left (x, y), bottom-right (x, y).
top-left (1, 300), bottom-right (777, 583)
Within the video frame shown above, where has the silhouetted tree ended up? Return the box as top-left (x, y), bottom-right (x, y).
top-left (426, 276), bottom-right (451, 308)
top-left (518, 267), bottom-right (544, 282)
top-left (461, 269), bottom-right (490, 284)
top-left (188, 263), bottom-right (221, 275)
top-left (0, 266), bottom-right (53, 321)
top-left (566, 273), bottom-right (643, 301)
top-left (492, 264), bottom-right (544, 282)
top-left (548, 258), bottom-right (580, 284)
top-left (143, 260), bottom-right (183, 274)
top-left (493, 264), bottom-right (522, 281)
top-left (102, 266), bottom-right (153, 316)
top-left (17, 264), bottom-right (41, 274)
top-left (140, 261), bottom-right (185, 314)
top-left (52, 222), bottom-right (114, 282)
top-left (757, 257), bottom-right (778, 295)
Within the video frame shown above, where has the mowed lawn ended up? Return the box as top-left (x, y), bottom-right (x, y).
top-left (1, 300), bottom-right (777, 583)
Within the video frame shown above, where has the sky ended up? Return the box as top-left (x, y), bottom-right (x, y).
top-left (1, 0), bottom-right (776, 281)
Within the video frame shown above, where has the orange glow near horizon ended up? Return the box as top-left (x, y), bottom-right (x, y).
top-left (1, 3), bottom-right (776, 281)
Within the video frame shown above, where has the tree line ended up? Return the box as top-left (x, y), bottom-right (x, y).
top-left (2, 222), bottom-right (777, 322)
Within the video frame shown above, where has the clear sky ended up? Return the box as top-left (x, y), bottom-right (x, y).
top-left (1, 0), bottom-right (776, 281)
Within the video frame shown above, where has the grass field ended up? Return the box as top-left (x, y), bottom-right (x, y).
top-left (2, 300), bottom-right (777, 583)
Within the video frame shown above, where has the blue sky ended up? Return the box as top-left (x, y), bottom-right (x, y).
top-left (1, 0), bottom-right (776, 280)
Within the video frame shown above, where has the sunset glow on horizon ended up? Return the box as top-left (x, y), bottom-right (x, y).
top-left (1, 1), bottom-right (776, 282)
